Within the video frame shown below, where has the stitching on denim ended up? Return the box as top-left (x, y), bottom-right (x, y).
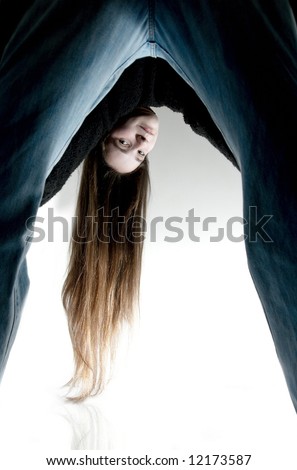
top-left (3, 284), bottom-right (18, 363)
top-left (148, 0), bottom-right (156, 57)
top-left (148, 0), bottom-right (155, 41)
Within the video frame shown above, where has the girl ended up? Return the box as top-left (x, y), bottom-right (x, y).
top-left (63, 107), bottom-right (159, 400)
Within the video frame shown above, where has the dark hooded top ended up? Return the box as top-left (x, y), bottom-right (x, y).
top-left (41, 56), bottom-right (239, 205)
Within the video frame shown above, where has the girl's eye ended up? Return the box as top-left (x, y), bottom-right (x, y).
top-left (138, 150), bottom-right (145, 157)
top-left (119, 139), bottom-right (129, 146)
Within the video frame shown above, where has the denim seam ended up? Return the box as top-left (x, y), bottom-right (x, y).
top-left (148, 0), bottom-right (156, 57)
top-left (3, 286), bottom-right (18, 362)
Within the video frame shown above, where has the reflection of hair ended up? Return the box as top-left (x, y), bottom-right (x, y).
top-left (62, 143), bottom-right (150, 401)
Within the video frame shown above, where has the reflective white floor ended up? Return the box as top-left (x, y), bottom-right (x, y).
top-left (0, 109), bottom-right (296, 469)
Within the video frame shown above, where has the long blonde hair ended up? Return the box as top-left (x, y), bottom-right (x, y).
top-left (62, 143), bottom-right (150, 401)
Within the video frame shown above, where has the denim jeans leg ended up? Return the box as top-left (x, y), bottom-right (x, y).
top-left (155, 0), bottom-right (297, 411)
top-left (0, 0), bottom-right (151, 380)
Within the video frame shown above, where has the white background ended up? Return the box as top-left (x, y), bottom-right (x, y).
top-left (0, 108), bottom-right (296, 468)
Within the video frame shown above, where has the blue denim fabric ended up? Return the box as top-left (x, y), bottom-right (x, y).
top-left (1, 0), bottom-right (297, 411)
top-left (0, 0), bottom-right (151, 380)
